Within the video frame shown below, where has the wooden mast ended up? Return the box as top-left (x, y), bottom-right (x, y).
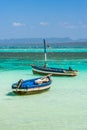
top-left (43, 39), bottom-right (47, 68)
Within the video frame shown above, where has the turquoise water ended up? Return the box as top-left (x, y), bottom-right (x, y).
top-left (0, 49), bottom-right (87, 130)
top-left (0, 48), bottom-right (87, 52)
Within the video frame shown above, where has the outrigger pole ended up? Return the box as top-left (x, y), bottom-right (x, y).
top-left (43, 39), bottom-right (47, 68)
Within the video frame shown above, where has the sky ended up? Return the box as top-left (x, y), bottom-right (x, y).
top-left (0, 0), bottom-right (87, 39)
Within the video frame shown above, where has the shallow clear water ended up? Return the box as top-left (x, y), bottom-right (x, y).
top-left (0, 49), bottom-right (87, 130)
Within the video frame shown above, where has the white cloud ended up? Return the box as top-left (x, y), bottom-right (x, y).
top-left (60, 22), bottom-right (87, 29)
top-left (40, 22), bottom-right (49, 26)
top-left (78, 22), bottom-right (87, 28)
top-left (13, 22), bottom-right (26, 27)
top-left (65, 25), bottom-right (76, 29)
top-left (59, 22), bottom-right (77, 29)
top-left (81, 24), bottom-right (87, 28)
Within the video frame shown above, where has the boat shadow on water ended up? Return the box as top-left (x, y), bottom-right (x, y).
top-left (6, 91), bottom-right (17, 96)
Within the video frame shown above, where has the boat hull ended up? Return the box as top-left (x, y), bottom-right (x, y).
top-left (32, 66), bottom-right (78, 76)
top-left (12, 85), bottom-right (51, 95)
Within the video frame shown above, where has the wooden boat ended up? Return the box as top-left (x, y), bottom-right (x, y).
top-left (12, 74), bottom-right (52, 95)
top-left (31, 65), bottom-right (78, 76)
top-left (31, 39), bottom-right (78, 76)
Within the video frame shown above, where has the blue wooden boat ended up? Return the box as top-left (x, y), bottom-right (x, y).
top-left (31, 65), bottom-right (78, 76)
top-left (31, 39), bottom-right (78, 76)
top-left (12, 74), bottom-right (52, 95)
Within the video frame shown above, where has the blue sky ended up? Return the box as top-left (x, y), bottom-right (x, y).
top-left (0, 0), bottom-right (87, 39)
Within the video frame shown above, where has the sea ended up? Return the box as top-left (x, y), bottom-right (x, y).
top-left (0, 47), bottom-right (87, 130)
